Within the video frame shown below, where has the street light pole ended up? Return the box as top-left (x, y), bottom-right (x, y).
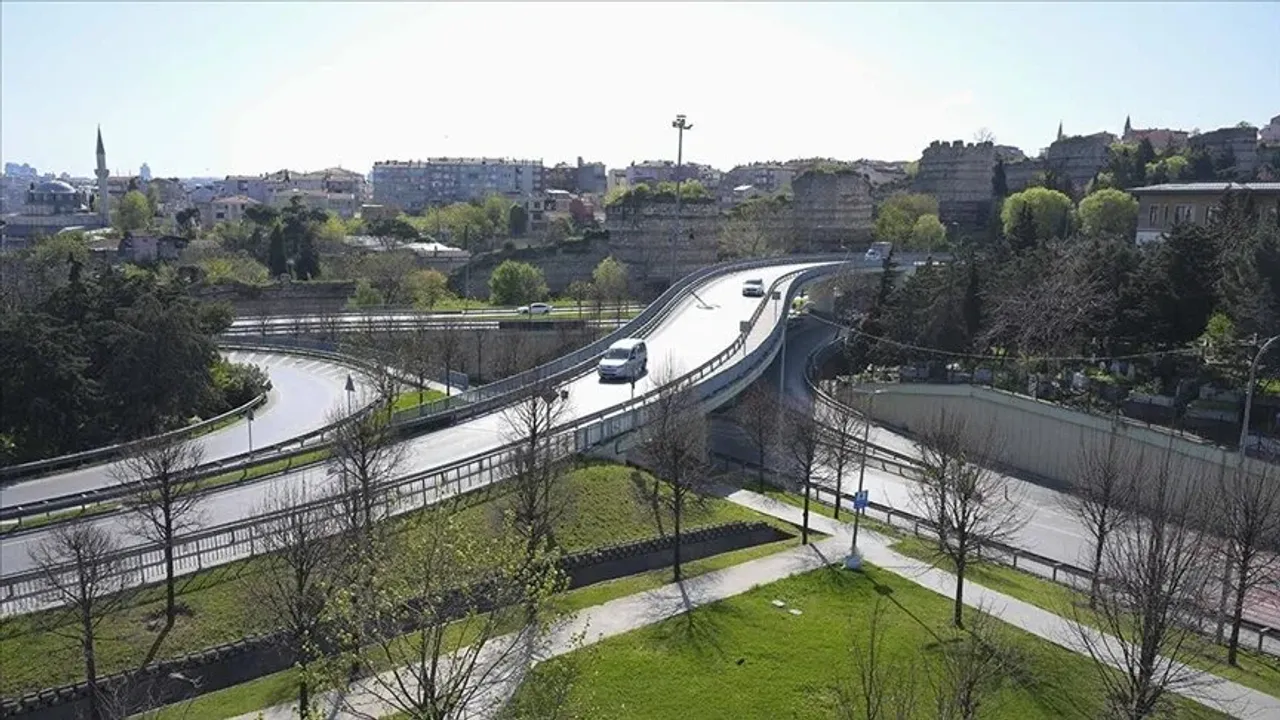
top-left (670, 114), bottom-right (693, 286)
top-left (345, 374), bottom-right (355, 415)
top-left (247, 408), bottom-right (255, 457)
top-left (1239, 335), bottom-right (1279, 462)
top-left (852, 392), bottom-right (877, 552)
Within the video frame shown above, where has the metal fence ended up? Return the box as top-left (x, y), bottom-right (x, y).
top-left (0, 255), bottom-right (910, 616)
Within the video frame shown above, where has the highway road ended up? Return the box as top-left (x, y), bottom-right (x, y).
top-left (0, 349), bottom-right (369, 511)
top-left (712, 317), bottom-right (1280, 630)
top-left (0, 262), bottom-right (830, 579)
top-left (228, 304), bottom-right (643, 331)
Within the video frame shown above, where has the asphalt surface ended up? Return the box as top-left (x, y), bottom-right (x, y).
top-left (0, 350), bottom-right (368, 511)
top-left (712, 315), bottom-right (1280, 629)
top-left (0, 263), bottom-right (831, 578)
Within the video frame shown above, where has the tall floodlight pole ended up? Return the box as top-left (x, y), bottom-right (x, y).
top-left (670, 114), bottom-right (693, 286)
top-left (1239, 335), bottom-right (1279, 463)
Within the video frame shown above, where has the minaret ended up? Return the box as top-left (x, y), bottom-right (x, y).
top-left (1124, 115), bottom-right (1133, 137)
top-left (95, 126), bottom-right (110, 224)
top-left (1056, 121), bottom-right (1064, 142)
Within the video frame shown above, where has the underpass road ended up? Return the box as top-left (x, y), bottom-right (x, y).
top-left (0, 262), bottom-right (833, 579)
top-left (0, 351), bottom-right (370, 511)
top-left (712, 316), bottom-right (1280, 630)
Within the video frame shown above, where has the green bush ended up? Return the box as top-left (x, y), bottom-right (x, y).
top-left (209, 360), bottom-right (272, 412)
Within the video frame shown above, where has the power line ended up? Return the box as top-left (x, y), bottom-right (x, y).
top-left (808, 313), bottom-right (1203, 365)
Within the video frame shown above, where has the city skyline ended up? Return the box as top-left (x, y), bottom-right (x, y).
top-left (2, 2), bottom-right (1277, 178)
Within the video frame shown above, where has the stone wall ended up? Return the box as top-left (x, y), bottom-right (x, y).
top-left (856, 383), bottom-right (1254, 498)
top-left (913, 140), bottom-right (999, 230)
top-left (1190, 125), bottom-right (1261, 179)
top-left (192, 279), bottom-right (356, 316)
top-left (449, 239), bottom-right (612, 301)
top-left (604, 200), bottom-right (722, 293)
top-left (1043, 132), bottom-right (1115, 198)
top-left (790, 170), bottom-right (874, 250)
top-left (1003, 158), bottom-right (1044, 194)
top-left (3, 521), bottom-right (787, 720)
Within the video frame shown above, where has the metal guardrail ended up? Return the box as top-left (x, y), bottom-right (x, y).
top-left (235, 302), bottom-right (644, 321)
top-left (1, 255), bottom-right (890, 616)
top-left (795, 336), bottom-right (1280, 658)
top-left (0, 394), bottom-right (270, 483)
top-left (1, 256), bottom-right (799, 522)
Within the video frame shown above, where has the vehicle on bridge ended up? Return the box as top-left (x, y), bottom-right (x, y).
top-left (597, 338), bottom-right (648, 382)
top-left (517, 302), bottom-right (553, 315)
top-left (865, 242), bottom-right (892, 262)
top-left (741, 278), bottom-right (765, 297)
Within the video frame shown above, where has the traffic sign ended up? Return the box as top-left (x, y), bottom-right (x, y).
top-left (853, 489), bottom-right (870, 510)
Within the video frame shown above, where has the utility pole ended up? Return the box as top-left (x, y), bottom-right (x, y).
top-left (670, 114), bottom-right (693, 287)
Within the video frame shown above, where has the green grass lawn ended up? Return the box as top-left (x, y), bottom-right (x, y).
top-left (512, 565), bottom-right (1233, 720)
top-left (146, 536), bottom-right (806, 720)
top-left (390, 388), bottom-right (447, 412)
top-left (889, 535), bottom-right (1280, 700)
top-left (0, 462), bottom-right (801, 699)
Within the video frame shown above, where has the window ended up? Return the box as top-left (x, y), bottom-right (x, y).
top-left (1206, 205), bottom-right (1221, 223)
top-left (1174, 205), bottom-right (1194, 223)
top-left (1148, 204), bottom-right (1160, 226)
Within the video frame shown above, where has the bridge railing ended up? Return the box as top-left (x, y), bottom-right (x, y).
top-left (0, 394), bottom-right (269, 483)
top-left (2, 256), bottom-right (890, 615)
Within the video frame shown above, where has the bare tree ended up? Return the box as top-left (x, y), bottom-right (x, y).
top-left (248, 484), bottom-right (340, 719)
top-left (1214, 459), bottom-right (1280, 665)
top-left (972, 127), bottom-right (997, 144)
top-left (834, 595), bottom-right (919, 720)
top-left (29, 522), bottom-right (128, 720)
top-left (326, 407), bottom-right (407, 551)
top-left (114, 437), bottom-right (205, 626)
top-left (817, 397), bottom-right (866, 521)
top-left (500, 381), bottom-right (576, 576)
top-left (932, 603), bottom-right (1018, 720)
top-left (434, 320), bottom-right (466, 398)
top-left (1073, 450), bottom-right (1217, 719)
top-left (634, 362), bottom-right (709, 582)
top-left (730, 381), bottom-right (778, 492)
top-left (402, 327), bottom-right (439, 413)
top-left (329, 505), bottom-right (564, 720)
top-left (1064, 432), bottom-right (1137, 608)
top-left (910, 411), bottom-right (1025, 628)
top-left (780, 399), bottom-right (823, 545)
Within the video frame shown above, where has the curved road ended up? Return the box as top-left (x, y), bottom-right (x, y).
top-left (714, 317), bottom-right (1280, 630)
top-left (0, 262), bottom-right (831, 578)
top-left (0, 350), bottom-right (368, 511)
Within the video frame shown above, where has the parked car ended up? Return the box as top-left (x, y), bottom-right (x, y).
top-left (865, 242), bottom-right (892, 263)
top-left (742, 278), bottom-right (765, 297)
top-left (517, 302), bottom-right (552, 315)
top-left (597, 338), bottom-right (648, 381)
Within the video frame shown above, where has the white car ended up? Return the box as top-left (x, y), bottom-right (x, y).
top-left (742, 279), bottom-right (765, 297)
top-left (517, 302), bottom-right (552, 315)
top-left (597, 338), bottom-right (648, 381)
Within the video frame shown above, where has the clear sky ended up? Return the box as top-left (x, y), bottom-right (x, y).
top-left (2, 2), bottom-right (1276, 179)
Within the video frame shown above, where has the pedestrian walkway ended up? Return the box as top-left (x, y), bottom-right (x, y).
top-left (231, 487), bottom-right (1280, 720)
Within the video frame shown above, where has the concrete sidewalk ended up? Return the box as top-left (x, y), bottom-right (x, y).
top-left (718, 485), bottom-right (1280, 720)
top-left (230, 488), bottom-right (1279, 720)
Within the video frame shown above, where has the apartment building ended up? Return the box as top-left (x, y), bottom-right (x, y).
top-left (545, 157), bottom-right (608, 195)
top-left (370, 157), bottom-right (544, 212)
top-left (220, 168), bottom-right (368, 207)
top-left (1131, 182), bottom-right (1280, 244)
top-left (208, 195), bottom-right (260, 227)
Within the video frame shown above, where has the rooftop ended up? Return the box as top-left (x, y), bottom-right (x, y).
top-left (215, 195), bottom-right (260, 205)
top-left (1130, 182), bottom-right (1280, 194)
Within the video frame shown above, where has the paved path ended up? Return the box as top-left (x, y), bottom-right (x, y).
top-left (230, 488), bottom-right (1280, 720)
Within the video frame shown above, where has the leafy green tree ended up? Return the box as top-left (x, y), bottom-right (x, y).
top-left (114, 190), bottom-right (153, 234)
top-left (1148, 222), bottom-right (1222, 345)
top-left (992, 159), bottom-right (1009, 199)
top-left (1000, 187), bottom-right (1073, 243)
top-left (483, 195), bottom-right (512, 234)
top-left (267, 226), bottom-right (288, 277)
top-left (874, 193), bottom-right (939, 245)
top-left (175, 207), bottom-right (201, 238)
top-left (909, 214), bottom-right (947, 250)
top-left (1078, 188), bottom-right (1139, 238)
top-left (508, 203), bottom-right (529, 237)
top-left (367, 217), bottom-right (419, 247)
top-left (489, 260), bottom-right (548, 306)
top-left (592, 256), bottom-right (629, 321)
top-left (1134, 138), bottom-right (1157, 182)
top-left (407, 268), bottom-right (452, 310)
top-left (546, 217), bottom-right (572, 244)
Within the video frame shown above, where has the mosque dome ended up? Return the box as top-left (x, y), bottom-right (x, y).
top-left (35, 180), bottom-right (77, 194)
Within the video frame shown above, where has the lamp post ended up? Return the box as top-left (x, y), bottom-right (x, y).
top-left (846, 387), bottom-right (885, 570)
top-left (246, 408), bottom-right (255, 457)
top-left (1239, 335), bottom-right (1279, 462)
top-left (345, 374), bottom-right (355, 415)
top-left (670, 114), bottom-right (693, 286)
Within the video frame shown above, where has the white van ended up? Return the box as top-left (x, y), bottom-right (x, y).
top-left (865, 242), bottom-right (892, 262)
top-left (597, 338), bottom-right (648, 381)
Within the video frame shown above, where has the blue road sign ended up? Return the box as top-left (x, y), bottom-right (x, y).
top-left (853, 489), bottom-right (870, 510)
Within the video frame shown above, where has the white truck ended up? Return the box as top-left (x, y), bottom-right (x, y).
top-left (865, 242), bottom-right (893, 263)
